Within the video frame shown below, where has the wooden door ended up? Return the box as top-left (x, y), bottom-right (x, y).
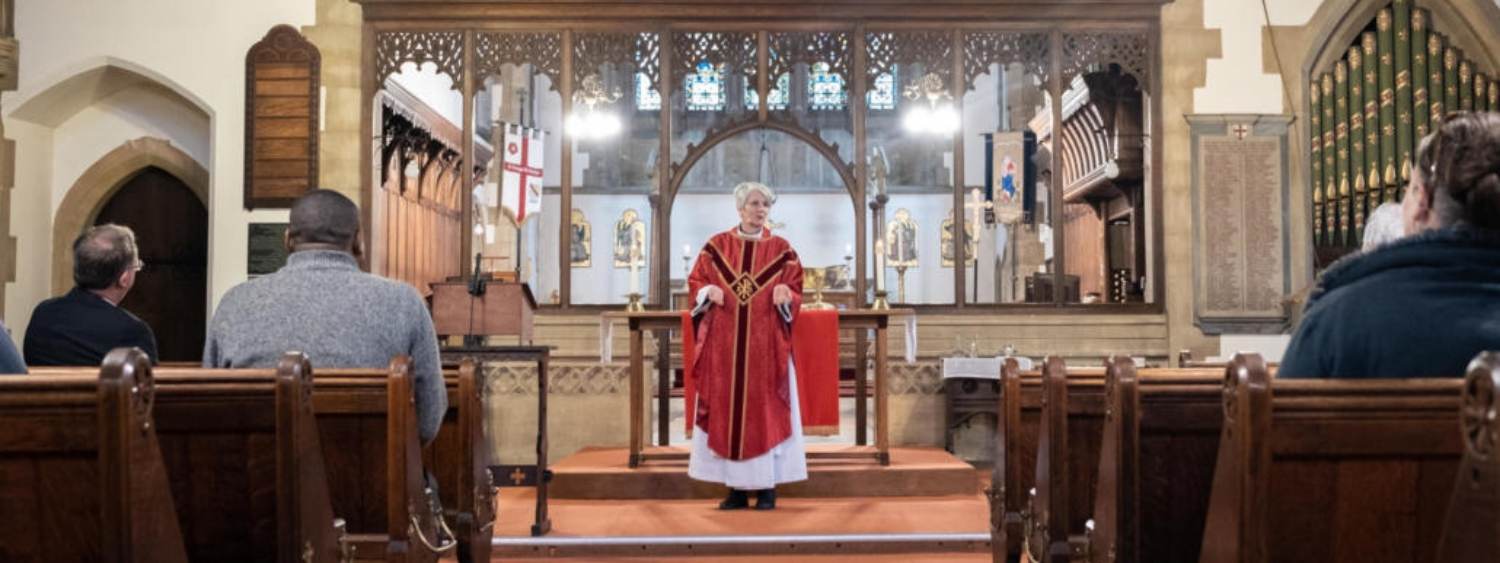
top-left (94, 167), bottom-right (208, 362)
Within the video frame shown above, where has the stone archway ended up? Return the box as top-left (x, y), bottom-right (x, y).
top-left (51, 137), bottom-right (209, 294)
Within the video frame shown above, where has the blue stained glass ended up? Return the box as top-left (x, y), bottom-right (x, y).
top-left (686, 61), bottom-right (726, 111)
top-left (868, 71), bottom-right (896, 111)
top-left (745, 74), bottom-right (790, 111)
top-left (808, 62), bottom-right (846, 111)
top-left (634, 72), bottom-right (661, 111)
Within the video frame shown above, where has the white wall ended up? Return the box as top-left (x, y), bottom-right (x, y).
top-left (1195, 0), bottom-right (1321, 114)
top-left (4, 0), bottom-right (317, 344)
top-left (570, 193), bottom-right (652, 305)
top-left (390, 67), bottom-right (462, 130)
top-left (48, 86), bottom-right (211, 214)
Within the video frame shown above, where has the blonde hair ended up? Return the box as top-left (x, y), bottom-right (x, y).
top-left (732, 182), bottom-right (777, 209)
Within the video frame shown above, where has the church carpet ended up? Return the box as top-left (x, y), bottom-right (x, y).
top-left (491, 468), bottom-right (992, 559)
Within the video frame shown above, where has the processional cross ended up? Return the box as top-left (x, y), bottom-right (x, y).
top-left (964, 188), bottom-right (993, 302)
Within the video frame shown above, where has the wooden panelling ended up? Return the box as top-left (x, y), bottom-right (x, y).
top-left (245, 24), bottom-right (320, 209)
top-left (374, 100), bottom-right (464, 296)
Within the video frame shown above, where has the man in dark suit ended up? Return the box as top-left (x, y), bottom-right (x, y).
top-left (24, 224), bottom-right (157, 366)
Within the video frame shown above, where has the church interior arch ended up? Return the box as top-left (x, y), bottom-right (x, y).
top-left (666, 127), bottom-right (858, 308)
top-left (4, 59), bottom-right (211, 341)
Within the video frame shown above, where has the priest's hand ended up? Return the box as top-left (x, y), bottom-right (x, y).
top-left (772, 284), bottom-right (794, 306)
top-left (706, 285), bottom-right (725, 306)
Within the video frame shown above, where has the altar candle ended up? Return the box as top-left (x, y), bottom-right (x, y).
top-left (874, 239), bottom-right (886, 292)
top-left (845, 243), bottom-right (853, 257)
top-left (628, 256), bottom-right (640, 294)
top-left (682, 244), bottom-right (692, 258)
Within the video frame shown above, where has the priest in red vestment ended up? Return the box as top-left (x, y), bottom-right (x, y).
top-left (686, 182), bottom-right (808, 510)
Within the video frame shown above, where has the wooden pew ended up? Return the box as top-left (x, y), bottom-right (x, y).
top-left (1018, 357), bottom-right (1108, 562)
top-left (1198, 353), bottom-right (1465, 563)
top-left (0, 348), bottom-right (189, 562)
top-left (150, 354), bottom-right (347, 563)
top-left (990, 359), bottom-right (1106, 562)
top-left (314, 357), bottom-right (488, 562)
top-left (1085, 357), bottom-right (1224, 563)
top-left (425, 360), bottom-right (494, 563)
top-left (1435, 351), bottom-right (1500, 558)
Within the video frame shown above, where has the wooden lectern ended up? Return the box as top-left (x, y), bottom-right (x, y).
top-left (430, 281), bottom-right (537, 344)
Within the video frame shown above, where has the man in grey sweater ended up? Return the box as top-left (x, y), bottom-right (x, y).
top-left (204, 189), bottom-right (447, 443)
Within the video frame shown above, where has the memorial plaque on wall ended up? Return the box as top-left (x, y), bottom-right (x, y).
top-left (248, 223), bottom-right (290, 276)
top-left (244, 24), bottom-right (320, 209)
top-left (1187, 115), bottom-right (1292, 334)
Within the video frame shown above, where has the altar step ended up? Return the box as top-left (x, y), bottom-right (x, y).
top-left (491, 486), bottom-right (992, 559)
top-left (547, 445), bottom-right (978, 499)
top-left (493, 532), bottom-right (991, 559)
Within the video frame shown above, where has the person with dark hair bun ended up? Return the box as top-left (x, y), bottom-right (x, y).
top-left (1282, 112), bottom-right (1500, 378)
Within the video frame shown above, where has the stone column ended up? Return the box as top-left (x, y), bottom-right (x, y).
top-left (0, 0), bottom-right (19, 319)
top-left (303, 0), bottom-right (362, 200)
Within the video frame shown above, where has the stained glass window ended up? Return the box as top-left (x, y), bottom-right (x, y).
top-left (808, 62), bottom-right (846, 111)
top-left (686, 61), bottom-right (726, 111)
top-left (745, 73), bottom-right (790, 111)
top-left (869, 71), bottom-right (897, 111)
top-left (634, 72), bottom-right (661, 111)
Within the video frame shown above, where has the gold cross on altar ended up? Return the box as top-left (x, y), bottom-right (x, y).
top-left (510, 467), bottom-right (527, 485)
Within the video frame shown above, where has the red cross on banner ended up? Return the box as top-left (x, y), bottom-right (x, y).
top-left (500, 123), bottom-right (546, 224)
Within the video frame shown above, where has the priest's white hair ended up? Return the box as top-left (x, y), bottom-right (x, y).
top-left (733, 182), bottom-right (777, 209)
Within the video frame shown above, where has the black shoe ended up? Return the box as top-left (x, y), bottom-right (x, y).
top-left (754, 489), bottom-right (777, 510)
top-left (719, 489), bottom-right (749, 510)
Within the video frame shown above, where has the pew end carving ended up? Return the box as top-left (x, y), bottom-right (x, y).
top-left (1199, 353), bottom-right (1466, 562)
top-left (276, 353), bottom-right (350, 563)
top-left (1437, 351), bottom-right (1500, 558)
top-left (990, 357), bottom-right (1022, 562)
top-left (0, 348), bottom-right (189, 563)
top-left (1026, 356), bottom-right (1073, 563)
top-left (314, 356), bottom-right (458, 562)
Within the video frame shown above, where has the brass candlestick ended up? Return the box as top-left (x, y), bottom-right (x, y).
top-left (625, 292), bottom-right (645, 312)
top-left (871, 289), bottom-right (891, 310)
top-left (895, 264), bottom-right (909, 304)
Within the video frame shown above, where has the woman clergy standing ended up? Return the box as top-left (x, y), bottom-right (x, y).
top-left (685, 182), bottom-right (808, 510)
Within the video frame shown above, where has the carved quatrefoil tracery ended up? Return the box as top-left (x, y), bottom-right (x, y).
top-left (865, 30), bottom-right (953, 90)
top-left (1061, 31), bottom-right (1150, 86)
top-left (962, 31), bottom-right (1050, 90)
top-left (671, 31), bottom-right (758, 88)
top-left (376, 31), bottom-right (464, 89)
top-left (573, 32), bottom-right (660, 91)
top-left (474, 32), bottom-right (563, 90)
top-left (768, 31), bottom-right (852, 86)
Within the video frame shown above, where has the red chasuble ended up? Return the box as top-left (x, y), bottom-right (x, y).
top-left (686, 228), bottom-right (803, 461)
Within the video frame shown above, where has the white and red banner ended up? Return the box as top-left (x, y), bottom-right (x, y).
top-left (500, 123), bottom-right (546, 224)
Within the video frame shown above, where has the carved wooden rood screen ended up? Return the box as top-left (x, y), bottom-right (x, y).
top-left (354, 0), bottom-right (1166, 310)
